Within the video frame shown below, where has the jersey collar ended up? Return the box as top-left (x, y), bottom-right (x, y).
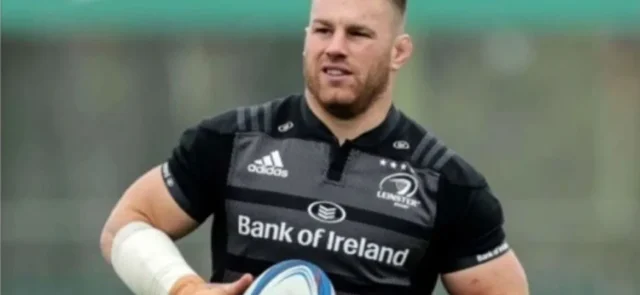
top-left (299, 94), bottom-right (401, 147)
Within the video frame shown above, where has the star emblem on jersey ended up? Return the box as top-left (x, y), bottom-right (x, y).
top-left (307, 201), bottom-right (346, 224)
top-left (377, 172), bottom-right (421, 209)
top-left (247, 150), bottom-right (289, 178)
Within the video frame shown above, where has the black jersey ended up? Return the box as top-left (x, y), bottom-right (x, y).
top-left (162, 94), bottom-right (510, 294)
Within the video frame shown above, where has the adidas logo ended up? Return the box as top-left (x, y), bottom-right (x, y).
top-left (247, 150), bottom-right (289, 178)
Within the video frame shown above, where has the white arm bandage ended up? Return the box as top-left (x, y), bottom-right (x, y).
top-left (110, 222), bottom-right (199, 295)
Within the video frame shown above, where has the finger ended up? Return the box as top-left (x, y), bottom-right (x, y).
top-left (219, 274), bottom-right (254, 295)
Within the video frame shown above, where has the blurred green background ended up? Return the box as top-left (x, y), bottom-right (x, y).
top-left (2, 1), bottom-right (639, 294)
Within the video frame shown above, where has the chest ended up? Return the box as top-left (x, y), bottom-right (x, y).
top-left (222, 133), bottom-right (440, 283)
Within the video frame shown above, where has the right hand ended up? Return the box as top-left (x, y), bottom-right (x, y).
top-left (173, 274), bottom-right (254, 295)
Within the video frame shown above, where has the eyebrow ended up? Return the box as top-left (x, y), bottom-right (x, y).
top-left (311, 19), bottom-right (376, 35)
top-left (312, 19), bottom-right (332, 27)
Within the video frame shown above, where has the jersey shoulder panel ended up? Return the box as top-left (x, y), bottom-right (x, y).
top-left (199, 107), bottom-right (240, 135)
top-left (437, 154), bottom-right (488, 188)
top-left (198, 95), bottom-right (293, 136)
top-left (398, 113), bottom-right (487, 188)
top-left (228, 95), bottom-right (295, 135)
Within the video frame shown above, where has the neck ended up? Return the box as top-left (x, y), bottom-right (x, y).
top-left (304, 89), bottom-right (393, 144)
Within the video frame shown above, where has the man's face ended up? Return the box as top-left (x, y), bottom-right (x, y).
top-left (303, 0), bottom-right (405, 119)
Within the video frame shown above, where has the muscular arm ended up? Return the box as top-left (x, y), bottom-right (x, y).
top-left (101, 114), bottom-right (233, 256)
top-left (98, 114), bottom-right (244, 295)
top-left (99, 165), bottom-right (199, 262)
top-left (442, 250), bottom-right (528, 295)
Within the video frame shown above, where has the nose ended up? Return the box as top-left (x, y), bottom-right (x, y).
top-left (325, 31), bottom-right (348, 60)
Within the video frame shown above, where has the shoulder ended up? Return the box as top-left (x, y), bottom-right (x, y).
top-left (397, 113), bottom-right (487, 189)
top-left (172, 95), bottom-right (299, 159)
top-left (397, 115), bottom-right (507, 248)
top-left (193, 95), bottom-right (297, 136)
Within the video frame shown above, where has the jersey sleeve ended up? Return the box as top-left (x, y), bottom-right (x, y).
top-left (438, 184), bottom-right (510, 273)
top-left (162, 114), bottom-right (236, 223)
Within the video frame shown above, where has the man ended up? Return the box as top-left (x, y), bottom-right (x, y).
top-left (100, 0), bottom-right (529, 294)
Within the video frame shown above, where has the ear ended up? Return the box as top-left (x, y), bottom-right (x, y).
top-left (390, 34), bottom-right (413, 71)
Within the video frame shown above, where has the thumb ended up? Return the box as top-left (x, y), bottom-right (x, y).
top-left (218, 274), bottom-right (253, 295)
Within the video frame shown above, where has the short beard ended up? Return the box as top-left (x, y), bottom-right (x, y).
top-left (303, 58), bottom-right (390, 120)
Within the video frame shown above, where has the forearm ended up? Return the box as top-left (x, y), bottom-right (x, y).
top-left (107, 221), bottom-right (205, 295)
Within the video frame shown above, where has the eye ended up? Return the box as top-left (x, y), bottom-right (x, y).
top-left (313, 27), bottom-right (331, 34)
top-left (349, 30), bottom-right (370, 38)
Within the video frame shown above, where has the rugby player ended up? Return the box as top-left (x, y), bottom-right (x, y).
top-left (100, 0), bottom-right (529, 294)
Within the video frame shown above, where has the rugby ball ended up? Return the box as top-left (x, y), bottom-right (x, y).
top-left (243, 259), bottom-right (336, 295)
